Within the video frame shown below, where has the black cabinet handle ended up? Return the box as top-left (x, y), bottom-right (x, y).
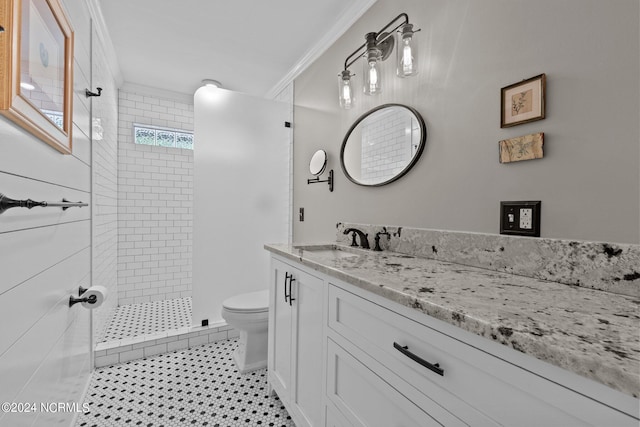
top-left (288, 276), bottom-right (296, 306)
top-left (393, 342), bottom-right (444, 376)
top-left (283, 272), bottom-right (296, 305)
top-left (284, 272), bottom-right (291, 302)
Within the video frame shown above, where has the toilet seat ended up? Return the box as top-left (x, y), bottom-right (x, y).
top-left (222, 290), bottom-right (269, 314)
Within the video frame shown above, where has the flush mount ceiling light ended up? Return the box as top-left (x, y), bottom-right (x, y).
top-left (201, 79), bottom-right (223, 88)
top-left (339, 13), bottom-right (420, 109)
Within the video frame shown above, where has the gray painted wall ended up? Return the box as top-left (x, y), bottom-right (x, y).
top-left (293, 0), bottom-right (640, 244)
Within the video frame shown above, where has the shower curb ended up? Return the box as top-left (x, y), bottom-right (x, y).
top-left (94, 322), bottom-right (238, 367)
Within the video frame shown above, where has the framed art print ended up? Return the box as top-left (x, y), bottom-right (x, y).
top-left (501, 74), bottom-right (545, 128)
top-left (0, 0), bottom-right (74, 154)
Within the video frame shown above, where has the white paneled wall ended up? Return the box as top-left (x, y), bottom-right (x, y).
top-left (0, 0), bottom-right (116, 425)
top-left (117, 87), bottom-right (194, 305)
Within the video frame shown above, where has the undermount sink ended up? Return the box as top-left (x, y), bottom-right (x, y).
top-left (294, 244), bottom-right (361, 259)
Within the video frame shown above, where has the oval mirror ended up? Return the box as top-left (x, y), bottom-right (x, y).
top-left (340, 104), bottom-right (426, 186)
top-left (309, 149), bottom-right (327, 176)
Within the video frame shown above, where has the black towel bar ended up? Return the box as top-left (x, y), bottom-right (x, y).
top-left (0, 193), bottom-right (88, 215)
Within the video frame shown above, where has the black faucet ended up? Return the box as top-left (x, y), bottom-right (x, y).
top-left (343, 228), bottom-right (370, 249)
top-left (373, 229), bottom-right (391, 251)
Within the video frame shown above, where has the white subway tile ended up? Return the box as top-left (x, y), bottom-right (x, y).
top-left (143, 343), bottom-right (168, 357)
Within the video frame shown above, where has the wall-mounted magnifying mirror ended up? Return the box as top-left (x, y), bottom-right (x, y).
top-left (309, 150), bottom-right (327, 176)
top-left (307, 149), bottom-right (334, 192)
top-left (340, 104), bottom-right (426, 187)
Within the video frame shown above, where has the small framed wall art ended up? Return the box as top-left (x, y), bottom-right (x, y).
top-left (500, 74), bottom-right (545, 128)
top-left (499, 132), bottom-right (544, 164)
top-left (0, 0), bottom-right (74, 154)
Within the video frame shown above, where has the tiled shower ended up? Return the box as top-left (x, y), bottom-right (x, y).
top-left (96, 88), bottom-right (216, 364)
top-left (85, 83), bottom-right (295, 424)
top-left (91, 59), bottom-right (292, 369)
top-left (116, 88), bottom-right (194, 306)
top-left (92, 87), bottom-right (197, 353)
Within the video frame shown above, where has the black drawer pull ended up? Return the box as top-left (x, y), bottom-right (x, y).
top-left (393, 342), bottom-right (444, 376)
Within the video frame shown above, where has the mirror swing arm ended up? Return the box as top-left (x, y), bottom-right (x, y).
top-left (308, 149), bottom-right (334, 192)
top-left (307, 170), bottom-right (334, 192)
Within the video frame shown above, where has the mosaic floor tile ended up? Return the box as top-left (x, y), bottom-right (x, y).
top-left (77, 338), bottom-right (294, 427)
top-left (101, 297), bottom-right (192, 342)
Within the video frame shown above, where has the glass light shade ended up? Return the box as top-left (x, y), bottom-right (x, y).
top-left (397, 24), bottom-right (418, 77)
top-left (363, 50), bottom-right (382, 95)
top-left (338, 71), bottom-right (354, 109)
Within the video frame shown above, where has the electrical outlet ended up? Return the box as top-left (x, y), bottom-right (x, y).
top-left (519, 208), bottom-right (533, 229)
top-left (500, 201), bottom-right (541, 237)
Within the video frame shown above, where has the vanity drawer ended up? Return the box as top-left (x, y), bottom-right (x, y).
top-left (326, 337), bottom-right (463, 427)
top-left (327, 283), bottom-right (634, 427)
top-left (325, 400), bottom-right (353, 427)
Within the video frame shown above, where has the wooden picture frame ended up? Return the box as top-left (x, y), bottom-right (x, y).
top-left (500, 74), bottom-right (545, 128)
top-left (0, 0), bottom-right (74, 154)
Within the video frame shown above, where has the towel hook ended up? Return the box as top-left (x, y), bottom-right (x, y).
top-left (85, 87), bottom-right (102, 98)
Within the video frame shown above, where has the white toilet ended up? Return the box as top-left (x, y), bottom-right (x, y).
top-left (221, 289), bottom-right (270, 373)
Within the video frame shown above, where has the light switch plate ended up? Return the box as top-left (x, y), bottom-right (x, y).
top-left (500, 201), bottom-right (541, 237)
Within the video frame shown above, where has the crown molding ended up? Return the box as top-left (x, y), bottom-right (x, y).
top-left (86, 0), bottom-right (124, 87)
top-left (265, 0), bottom-right (377, 100)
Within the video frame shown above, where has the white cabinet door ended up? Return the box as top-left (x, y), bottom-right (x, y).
top-left (268, 258), bottom-right (293, 398)
top-left (268, 256), bottom-right (324, 427)
top-left (290, 264), bottom-right (324, 427)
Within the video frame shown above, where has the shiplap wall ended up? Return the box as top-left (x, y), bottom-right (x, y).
top-left (0, 0), bottom-right (116, 425)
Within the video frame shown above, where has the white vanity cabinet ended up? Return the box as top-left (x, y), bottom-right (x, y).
top-left (268, 256), bottom-right (324, 427)
top-left (265, 251), bottom-right (638, 427)
top-left (326, 280), bottom-right (638, 427)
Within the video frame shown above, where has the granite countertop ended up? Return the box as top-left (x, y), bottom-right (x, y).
top-left (265, 243), bottom-right (640, 398)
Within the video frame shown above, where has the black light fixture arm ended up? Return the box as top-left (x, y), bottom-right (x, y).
top-left (343, 13), bottom-right (411, 71)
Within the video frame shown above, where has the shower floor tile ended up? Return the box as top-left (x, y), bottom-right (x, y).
top-left (77, 338), bottom-right (294, 427)
top-left (101, 297), bottom-right (192, 342)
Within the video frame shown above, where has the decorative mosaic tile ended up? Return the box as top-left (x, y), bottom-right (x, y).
top-left (101, 297), bottom-right (192, 342)
top-left (77, 339), bottom-right (294, 427)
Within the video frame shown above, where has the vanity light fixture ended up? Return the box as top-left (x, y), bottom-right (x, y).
top-left (339, 13), bottom-right (420, 108)
top-left (339, 70), bottom-right (355, 109)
